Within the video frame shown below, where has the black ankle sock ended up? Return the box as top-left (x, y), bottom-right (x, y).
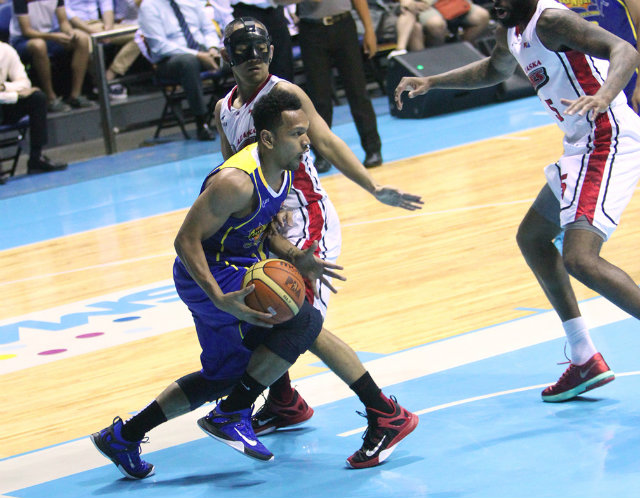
top-left (120, 400), bottom-right (167, 442)
top-left (29, 149), bottom-right (42, 163)
top-left (349, 371), bottom-right (392, 413)
top-left (219, 373), bottom-right (266, 412)
top-left (194, 114), bottom-right (206, 129)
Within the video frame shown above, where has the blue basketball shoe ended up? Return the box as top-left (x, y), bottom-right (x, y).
top-left (197, 404), bottom-right (274, 461)
top-left (90, 417), bottom-right (155, 479)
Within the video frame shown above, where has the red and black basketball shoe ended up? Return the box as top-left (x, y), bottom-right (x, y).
top-left (347, 396), bottom-right (419, 469)
top-left (541, 352), bottom-right (615, 402)
top-left (252, 389), bottom-right (314, 435)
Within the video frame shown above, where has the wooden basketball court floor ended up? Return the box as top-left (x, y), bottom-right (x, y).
top-left (2, 96), bottom-right (640, 498)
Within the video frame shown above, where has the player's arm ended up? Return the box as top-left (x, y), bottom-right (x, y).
top-left (174, 169), bottom-right (274, 326)
top-left (275, 81), bottom-right (424, 211)
top-left (214, 99), bottom-right (235, 160)
top-left (536, 8), bottom-right (640, 115)
top-left (623, 0), bottom-right (640, 112)
top-left (268, 235), bottom-right (346, 296)
top-left (394, 25), bottom-right (517, 109)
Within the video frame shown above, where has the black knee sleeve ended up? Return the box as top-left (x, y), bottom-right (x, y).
top-left (262, 300), bottom-right (323, 364)
top-left (175, 371), bottom-right (237, 411)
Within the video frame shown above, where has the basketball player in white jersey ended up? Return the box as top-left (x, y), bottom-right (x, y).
top-left (215, 18), bottom-right (423, 468)
top-left (395, 0), bottom-right (640, 402)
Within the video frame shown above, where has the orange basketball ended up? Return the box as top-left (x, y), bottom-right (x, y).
top-left (242, 259), bottom-right (306, 324)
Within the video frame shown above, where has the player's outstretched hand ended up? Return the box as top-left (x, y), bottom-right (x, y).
top-left (374, 186), bottom-right (424, 210)
top-left (216, 285), bottom-right (275, 328)
top-left (561, 95), bottom-right (609, 117)
top-left (394, 76), bottom-right (432, 110)
top-left (291, 241), bottom-right (346, 297)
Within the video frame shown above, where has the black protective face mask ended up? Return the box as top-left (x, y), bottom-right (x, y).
top-left (224, 20), bottom-right (271, 67)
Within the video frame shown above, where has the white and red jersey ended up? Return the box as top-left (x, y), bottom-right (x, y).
top-left (507, 0), bottom-right (628, 143)
top-left (219, 74), bottom-right (341, 317)
top-left (219, 74), bottom-right (330, 211)
top-left (510, 0), bottom-right (640, 240)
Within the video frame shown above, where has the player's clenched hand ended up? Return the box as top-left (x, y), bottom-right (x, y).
top-left (561, 95), bottom-right (609, 117)
top-left (274, 209), bottom-right (294, 233)
top-left (215, 285), bottom-right (274, 327)
top-left (373, 186), bottom-right (424, 210)
top-left (394, 76), bottom-right (432, 110)
top-left (291, 241), bottom-right (346, 297)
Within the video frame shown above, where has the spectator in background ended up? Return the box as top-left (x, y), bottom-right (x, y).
top-left (1, 41), bottom-right (68, 173)
top-left (137, 0), bottom-right (221, 140)
top-left (286, 0), bottom-right (384, 171)
top-left (203, 0), bottom-right (235, 35)
top-left (561, 0), bottom-right (640, 113)
top-left (391, 0), bottom-right (490, 56)
top-left (66, 0), bottom-right (141, 100)
top-left (229, 0), bottom-right (294, 81)
top-left (9, 0), bottom-right (95, 112)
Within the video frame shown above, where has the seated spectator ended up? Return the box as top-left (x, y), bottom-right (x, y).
top-left (391, 0), bottom-right (490, 56)
top-left (1, 41), bottom-right (67, 173)
top-left (137, 0), bottom-right (222, 140)
top-left (65, 0), bottom-right (141, 100)
top-left (9, 0), bottom-right (95, 112)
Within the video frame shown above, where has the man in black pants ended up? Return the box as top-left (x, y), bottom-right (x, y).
top-left (137, 0), bottom-right (222, 141)
top-left (229, 0), bottom-right (294, 82)
top-left (292, 0), bottom-right (383, 171)
top-left (0, 41), bottom-right (67, 174)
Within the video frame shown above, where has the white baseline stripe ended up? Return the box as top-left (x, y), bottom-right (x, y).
top-left (338, 383), bottom-right (551, 437)
top-left (0, 296), bottom-right (632, 494)
top-left (340, 370), bottom-right (640, 437)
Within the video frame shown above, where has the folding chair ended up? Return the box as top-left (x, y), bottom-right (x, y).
top-left (152, 69), bottom-right (223, 140)
top-left (0, 116), bottom-right (29, 184)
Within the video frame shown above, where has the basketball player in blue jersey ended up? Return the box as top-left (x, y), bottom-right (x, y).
top-left (396, 0), bottom-right (640, 403)
top-left (90, 89), bottom-right (347, 476)
top-left (215, 18), bottom-right (420, 469)
top-left (562, 0), bottom-right (640, 112)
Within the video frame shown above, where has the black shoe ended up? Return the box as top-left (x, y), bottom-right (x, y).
top-left (363, 151), bottom-right (383, 168)
top-left (197, 124), bottom-right (216, 141)
top-left (65, 95), bottom-right (96, 109)
top-left (314, 155), bottom-right (332, 173)
top-left (27, 155), bottom-right (68, 174)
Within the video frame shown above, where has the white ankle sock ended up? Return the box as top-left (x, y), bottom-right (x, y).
top-left (563, 316), bottom-right (597, 365)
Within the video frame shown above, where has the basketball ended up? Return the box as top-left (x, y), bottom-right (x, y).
top-left (242, 259), bottom-right (306, 324)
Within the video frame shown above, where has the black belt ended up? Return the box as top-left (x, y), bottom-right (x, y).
top-left (300, 11), bottom-right (351, 26)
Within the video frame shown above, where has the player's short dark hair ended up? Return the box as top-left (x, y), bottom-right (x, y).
top-left (253, 88), bottom-right (303, 136)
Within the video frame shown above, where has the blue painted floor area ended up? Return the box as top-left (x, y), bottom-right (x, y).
top-left (0, 153), bottom-right (221, 250)
top-left (0, 96), bottom-right (552, 250)
top-left (9, 317), bottom-right (640, 498)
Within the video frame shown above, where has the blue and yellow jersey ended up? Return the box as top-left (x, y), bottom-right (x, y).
top-left (198, 143), bottom-right (292, 268)
top-left (561, 0), bottom-right (638, 107)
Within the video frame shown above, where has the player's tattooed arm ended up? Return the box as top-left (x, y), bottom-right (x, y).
top-left (537, 8), bottom-right (640, 114)
top-left (395, 26), bottom-right (516, 109)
